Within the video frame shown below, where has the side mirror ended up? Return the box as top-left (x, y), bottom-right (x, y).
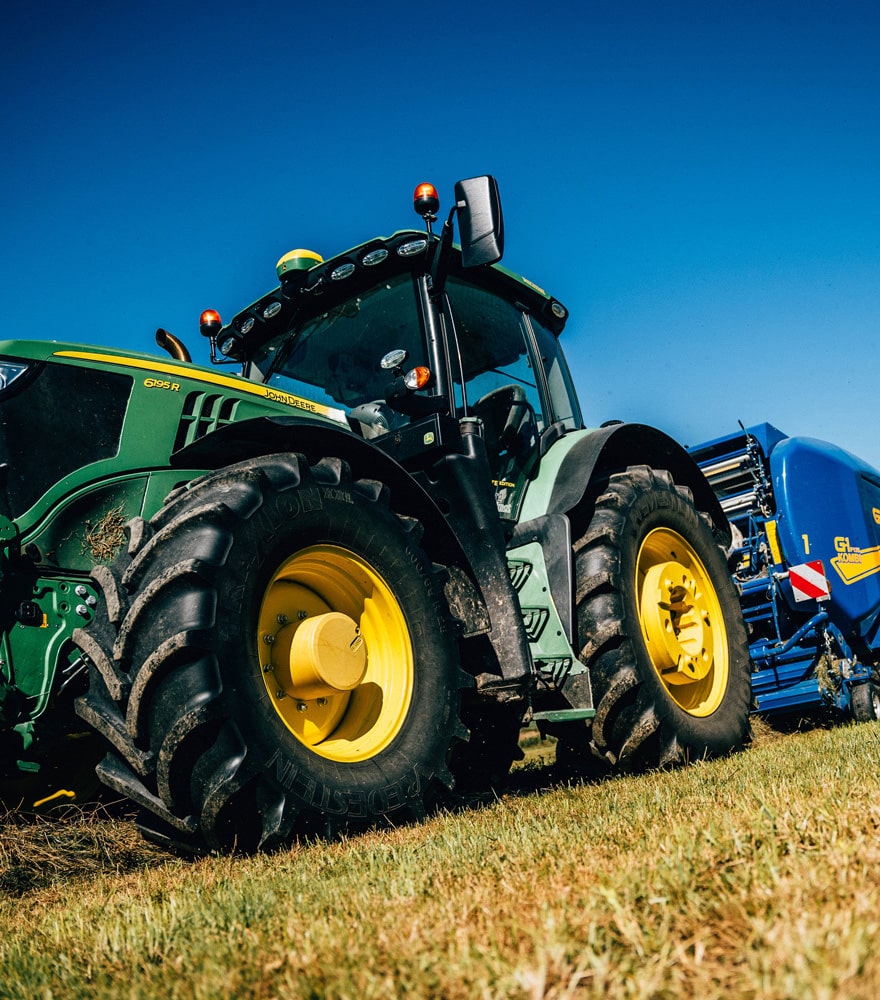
top-left (454, 175), bottom-right (504, 268)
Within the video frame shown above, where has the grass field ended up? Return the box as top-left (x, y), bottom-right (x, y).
top-left (2, 719), bottom-right (880, 999)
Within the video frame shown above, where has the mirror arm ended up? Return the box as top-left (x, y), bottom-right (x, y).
top-left (428, 203), bottom-right (461, 301)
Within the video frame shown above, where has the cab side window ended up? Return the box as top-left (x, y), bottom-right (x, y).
top-left (446, 278), bottom-right (543, 518)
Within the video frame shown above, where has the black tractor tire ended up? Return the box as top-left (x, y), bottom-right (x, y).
top-left (559, 466), bottom-right (751, 774)
top-left (851, 680), bottom-right (880, 722)
top-left (73, 453), bottom-right (468, 852)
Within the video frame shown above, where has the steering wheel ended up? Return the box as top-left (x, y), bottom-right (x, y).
top-left (472, 384), bottom-right (532, 454)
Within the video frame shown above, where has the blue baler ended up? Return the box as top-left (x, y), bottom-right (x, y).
top-left (689, 423), bottom-right (880, 719)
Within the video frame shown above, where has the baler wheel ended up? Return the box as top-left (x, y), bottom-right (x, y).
top-left (851, 680), bottom-right (880, 722)
top-left (75, 453), bottom-right (467, 852)
top-left (561, 466), bottom-right (751, 774)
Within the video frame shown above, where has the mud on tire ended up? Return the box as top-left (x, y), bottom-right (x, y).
top-left (74, 453), bottom-right (467, 852)
top-left (562, 466), bottom-right (751, 773)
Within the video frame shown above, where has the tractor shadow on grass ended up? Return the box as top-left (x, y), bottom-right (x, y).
top-left (441, 708), bottom-right (853, 819)
top-left (440, 725), bottom-right (611, 816)
top-left (0, 713), bottom-right (849, 881)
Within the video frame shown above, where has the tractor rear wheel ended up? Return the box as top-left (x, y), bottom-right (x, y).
top-left (74, 453), bottom-right (466, 852)
top-left (561, 466), bottom-right (750, 773)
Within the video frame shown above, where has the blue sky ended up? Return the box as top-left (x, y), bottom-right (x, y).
top-left (4, 1), bottom-right (880, 464)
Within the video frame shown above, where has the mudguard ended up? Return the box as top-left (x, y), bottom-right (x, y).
top-left (521, 423), bottom-right (729, 539)
top-left (171, 414), bottom-right (458, 557)
top-left (171, 413), bottom-right (534, 687)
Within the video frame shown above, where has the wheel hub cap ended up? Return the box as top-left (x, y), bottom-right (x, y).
top-left (641, 561), bottom-right (714, 683)
top-left (272, 611), bottom-right (367, 700)
top-left (257, 544), bottom-right (413, 761)
top-left (636, 526), bottom-right (730, 717)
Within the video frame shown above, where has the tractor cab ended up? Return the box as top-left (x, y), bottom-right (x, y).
top-left (208, 179), bottom-right (582, 522)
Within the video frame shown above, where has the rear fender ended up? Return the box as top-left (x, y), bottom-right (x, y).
top-left (521, 423), bottom-right (729, 538)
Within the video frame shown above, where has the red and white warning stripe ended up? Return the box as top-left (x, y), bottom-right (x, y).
top-left (789, 560), bottom-right (831, 603)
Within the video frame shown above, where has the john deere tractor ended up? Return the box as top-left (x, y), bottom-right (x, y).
top-left (0, 176), bottom-right (750, 850)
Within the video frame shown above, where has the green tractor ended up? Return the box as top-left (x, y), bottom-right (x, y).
top-left (0, 176), bottom-right (750, 850)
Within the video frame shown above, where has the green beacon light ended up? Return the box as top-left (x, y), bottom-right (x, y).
top-left (276, 248), bottom-right (324, 281)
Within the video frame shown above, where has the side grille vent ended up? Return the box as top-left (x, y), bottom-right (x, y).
top-left (508, 560), bottom-right (533, 591)
top-left (535, 656), bottom-right (575, 686)
top-left (174, 393), bottom-right (240, 450)
top-left (521, 607), bottom-right (549, 641)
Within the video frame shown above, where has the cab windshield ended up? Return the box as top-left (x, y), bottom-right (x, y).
top-left (249, 273), bottom-right (425, 413)
top-left (246, 267), bottom-right (580, 458)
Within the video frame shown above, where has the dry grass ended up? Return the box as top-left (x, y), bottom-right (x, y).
top-left (81, 504), bottom-right (127, 562)
top-left (0, 803), bottom-right (165, 897)
top-left (2, 722), bottom-right (880, 998)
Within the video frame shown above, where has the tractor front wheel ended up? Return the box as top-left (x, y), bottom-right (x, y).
top-left (75, 453), bottom-right (466, 852)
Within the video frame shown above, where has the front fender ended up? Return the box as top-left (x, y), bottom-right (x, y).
top-left (173, 414), bottom-right (534, 687)
top-left (170, 415), bottom-right (464, 564)
top-left (522, 423), bottom-right (729, 540)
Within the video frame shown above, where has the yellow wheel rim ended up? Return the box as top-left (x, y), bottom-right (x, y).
top-left (257, 545), bottom-right (413, 761)
top-left (636, 528), bottom-right (729, 717)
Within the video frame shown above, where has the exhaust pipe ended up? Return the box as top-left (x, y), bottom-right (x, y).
top-left (155, 328), bottom-right (192, 363)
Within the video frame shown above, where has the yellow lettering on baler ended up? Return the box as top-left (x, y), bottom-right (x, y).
top-left (765, 520), bottom-right (784, 565)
